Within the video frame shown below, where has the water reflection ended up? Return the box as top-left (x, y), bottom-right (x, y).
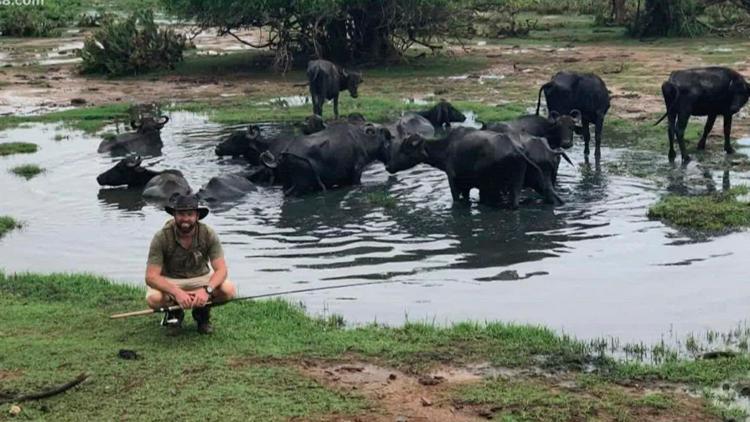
top-left (97, 187), bottom-right (146, 211)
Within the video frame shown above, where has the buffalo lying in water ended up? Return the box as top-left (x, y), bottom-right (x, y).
top-left (261, 123), bottom-right (392, 196)
top-left (96, 155), bottom-right (191, 200)
top-left (416, 100), bottom-right (467, 128)
top-left (97, 116), bottom-right (169, 156)
top-left (196, 173), bottom-right (258, 202)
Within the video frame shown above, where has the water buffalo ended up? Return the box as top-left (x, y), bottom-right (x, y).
top-left (196, 173), bottom-right (257, 202)
top-left (300, 112), bottom-right (367, 135)
top-left (261, 123), bottom-right (392, 196)
top-left (416, 100), bottom-right (467, 128)
top-left (385, 127), bottom-right (559, 207)
top-left (96, 155), bottom-right (191, 200)
top-left (536, 71), bottom-right (610, 157)
top-left (307, 59), bottom-right (362, 119)
top-left (482, 111), bottom-right (581, 150)
top-left (387, 113), bottom-right (436, 141)
top-left (97, 116), bottom-right (169, 156)
top-left (655, 66), bottom-right (750, 162)
top-left (214, 125), bottom-right (296, 170)
top-left (214, 125), bottom-right (262, 159)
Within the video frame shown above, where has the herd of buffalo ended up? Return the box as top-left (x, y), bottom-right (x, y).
top-left (96, 59), bottom-right (750, 209)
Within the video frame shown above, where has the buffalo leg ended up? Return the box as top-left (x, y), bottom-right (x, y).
top-left (675, 111), bottom-right (691, 162)
top-left (581, 117), bottom-right (592, 156)
top-left (697, 114), bottom-right (716, 150)
top-left (448, 177), bottom-right (463, 202)
top-left (594, 116), bottom-right (604, 158)
top-left (667, 113), bottom-right (677, 161)
top-left (723, 114), bottom-right (735, 154)
top-left (333, 95), bottom-right (340, 119)
top-left (312, 95), bottom-right (323, 116)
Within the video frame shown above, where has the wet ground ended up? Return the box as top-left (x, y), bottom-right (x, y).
top-left (1, 110), bottom-right (750, 348)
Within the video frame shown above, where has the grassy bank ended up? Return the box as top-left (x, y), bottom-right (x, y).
top-left (1, 272), bottom-right (749, 420)
top-left (648, 186), bottom-right (750, 232)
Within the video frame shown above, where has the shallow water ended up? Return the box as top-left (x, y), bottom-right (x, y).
top-left (1, 112), bottom-right (750, 347)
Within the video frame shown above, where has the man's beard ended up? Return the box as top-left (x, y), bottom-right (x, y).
top-left (177, 221), bottom-right (195, 234)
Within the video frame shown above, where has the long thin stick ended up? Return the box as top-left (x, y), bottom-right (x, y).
top-left (110, 279), bottom-right (401, 319)
top-left (0, 373), bottom-right (89, 404)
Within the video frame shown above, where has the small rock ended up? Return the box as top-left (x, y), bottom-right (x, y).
top-left (9, 405), bottom-right (21, 416)
top-left (388, 373), bottom-right (397, 381)
top-left (420, 396), bottom-right (432, 406)
top-left (70, 98), bottom-right (87, 106)
top-left (118, 349), bottom-right (138, 360)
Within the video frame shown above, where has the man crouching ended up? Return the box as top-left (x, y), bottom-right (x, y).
top-left (145, 194), bottom-right (237, 335)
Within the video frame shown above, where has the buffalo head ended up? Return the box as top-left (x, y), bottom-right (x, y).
top-left (215, 125), bottom-right (262, 157)
top-left (549, 109), bottom-right (581, 149)
top-left (421, 100), bottom-right (466, 127)
top-left (342, 69), bottom-right (363, 98)
top-left (729, 78), bottom-right (750, 114)
top-left (97, 155), bottom-right (146, 186)
top-left (131, 115), bottom-right (169, 134)
top-left (385, 132), bottom-right (428, 174)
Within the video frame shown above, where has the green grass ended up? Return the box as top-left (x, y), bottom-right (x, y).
top-left (2, 272), bottom-right (748, 420)
top-left (0, 216), bottom-right (21, 237)
top-left (0, 142), bottom-right (37, 156)
top-left (0, 104), bottom-right (131, 133)
top-left (10, 164), bottom-right (44, 180)
top-left (364, 191), bottom-right (398, 209)
top-left (648, 187), bottom-right (750, 232)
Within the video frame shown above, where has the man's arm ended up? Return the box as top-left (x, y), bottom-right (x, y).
top-left (207, 257), bottom-right (228, 290)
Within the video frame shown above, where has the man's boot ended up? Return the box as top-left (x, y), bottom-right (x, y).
top-left (161, 309), bottom-right (184, 336)
top-left (192, 307), bottom-right (213, 335)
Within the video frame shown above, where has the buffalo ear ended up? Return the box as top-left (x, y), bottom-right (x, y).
top-left (157, 115), bottom-right (169, 127)
top-left (130, 119), bottom-right (140, 130)
top-left (364, 123), bottom-right (377, 136)
top-left (341, 69), bottom-right (349, 79)
top-left (246, 125), bottom-right (261, 140)
top-left (549, 110), bottom-right (560, 121)
top-left (381, 127), bottom-right (393, 141)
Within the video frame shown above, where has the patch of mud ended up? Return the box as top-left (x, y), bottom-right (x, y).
top-left (300, 361), bottom-right (481, 421)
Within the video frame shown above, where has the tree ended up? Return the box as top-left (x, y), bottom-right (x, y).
top-left (163, 0), bottom-right (472, 71)
top-left (611, 0), bottom-right (628, 24)
top-left (630, 0), bottom-right (706, 37)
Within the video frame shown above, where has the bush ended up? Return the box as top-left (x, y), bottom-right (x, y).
top-left (0, 1), bottom-right (78, 37)
top-left (78, 10), bottom-right (185, 76)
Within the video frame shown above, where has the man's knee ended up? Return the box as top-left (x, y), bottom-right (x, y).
top-left (146, 290), bottom-right (166, 309)
top-left (218, 279), bottom-right (237, 299)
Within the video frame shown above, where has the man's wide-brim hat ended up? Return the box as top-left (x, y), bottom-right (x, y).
top-left (165, 194), bottom-right (209, 220)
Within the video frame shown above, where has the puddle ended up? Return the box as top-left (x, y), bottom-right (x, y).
top-left (256, 95), bottom-right (309, 107)
top-left (0, 112), bottom-right (749, 350)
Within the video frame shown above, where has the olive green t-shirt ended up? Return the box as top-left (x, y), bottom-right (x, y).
top-left (147, 220), bottom-right (224, 279)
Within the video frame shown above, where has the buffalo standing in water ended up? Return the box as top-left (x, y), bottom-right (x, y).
top-left (656, 66), bottom-right (750, 162)
top-left (537, 71), bottom-right (610, 157)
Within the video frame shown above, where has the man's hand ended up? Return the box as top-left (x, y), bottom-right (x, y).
top-left (172, 289), bottom-right (194, 309)
top-left (192, 289), bottom-right (210, 308)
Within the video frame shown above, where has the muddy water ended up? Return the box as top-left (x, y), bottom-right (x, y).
top-left (1, 111), bottom-right (750, 346)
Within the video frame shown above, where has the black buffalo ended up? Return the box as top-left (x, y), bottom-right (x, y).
top-left (300, 112), bottom-right (368, 135)
top-left (536, 71), bottom-right (610, 157)
top-left (214, 125), bottom-right (262, 159)
top-left (482, 111), bottom-right (581, 150)
top-left (655, 66), bottom-right (750, 162)
top-left (196, 173), bottom-right (257, 202)
top-left (261, 123), bottom-right (392, 196)
top-left (387, 113), bottom-right (436, 141)
top-left (385, 127), bottom-right (560, 208)
top-left (97, 116), bottom-right (169, 156)
top-left (96, 155), bottom-right (191, 200)
top-left (307, 59), bottom-right (363, 119)
top-left (416, 100), bottom-right (467, 128)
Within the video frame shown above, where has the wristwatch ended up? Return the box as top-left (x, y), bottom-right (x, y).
top-left (204, 286), bottom-right (214, 296)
